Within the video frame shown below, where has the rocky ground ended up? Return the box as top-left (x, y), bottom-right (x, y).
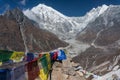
top-left (49, 53), bottom-right (86, 80)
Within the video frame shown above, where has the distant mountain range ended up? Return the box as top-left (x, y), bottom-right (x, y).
top-left (23, 4), bottom-right (109, 40)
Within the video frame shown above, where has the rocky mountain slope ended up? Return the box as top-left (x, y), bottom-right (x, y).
top-left (73, 5), bottom-right (120, 76)
top-left (76, 5), bottom-right (120, 46)
top-left (0, 8), bottom-right (68, 52)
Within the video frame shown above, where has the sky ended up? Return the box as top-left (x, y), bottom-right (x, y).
top-left (0, 0), bottom-right (120, 16)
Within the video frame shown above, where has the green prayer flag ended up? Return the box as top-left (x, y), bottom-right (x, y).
top-left (39, 54), bottom-right (48, 74)
top-left (0, 50), bottom-right (13, 62)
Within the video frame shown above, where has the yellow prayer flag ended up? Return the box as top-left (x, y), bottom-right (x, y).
top-left (39, 69), bottom-right (48, 80)
top-left (0, 62), bottom-right (2, 66)
top-left (46, 53), bottom-right (51, 70)
top-left (10, 51), bottom-right (24, 62)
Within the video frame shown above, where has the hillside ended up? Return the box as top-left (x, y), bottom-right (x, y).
top-left (0, 8), bottom-right (68, 52)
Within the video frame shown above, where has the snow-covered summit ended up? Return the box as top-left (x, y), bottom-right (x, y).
top-left (23, 4), bottom-right (81, 39)
top-left (88, 4), bottom-right (108, 17)
top-left (23, 4), bottom-right (109, 40)
top-left (31, 4), bottom-right (67, 22)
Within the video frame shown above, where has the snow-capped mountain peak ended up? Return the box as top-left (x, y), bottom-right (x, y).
top-left (23, 4), bottom-right (110, 40)
top-left (88, 4), bottom-right (108, 16)
top-left (25, 3), bottom-right (68, 24)
top-left (23, 4), bottom-right (71, 25)
top-left (23, 4), bottom-right (81, 39)
top-left (99, 4), bottom-right (108, 15)
top-left (83, 4), bottom-right (108, 23)
top-left (31, 4), bottom-right (67, 19)
top-left (70, 4), bottom-right (108, 33)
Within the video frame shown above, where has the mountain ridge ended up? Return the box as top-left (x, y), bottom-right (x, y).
top-left (23, 4), bottom-right (111, 40)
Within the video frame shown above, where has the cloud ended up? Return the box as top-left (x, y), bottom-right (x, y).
top-left (20, 0), bottom-right (26, 6)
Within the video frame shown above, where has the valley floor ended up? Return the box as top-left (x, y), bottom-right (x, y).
top-left (65, 39), bottom-right (90, 57)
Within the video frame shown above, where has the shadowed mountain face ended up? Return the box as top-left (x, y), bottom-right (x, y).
top-left (0, 16), bottom-right (25, 51)
top-left (0, 8), bottom-right (68, 52)
top-left (74, 5), bottom-right (120, 75)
